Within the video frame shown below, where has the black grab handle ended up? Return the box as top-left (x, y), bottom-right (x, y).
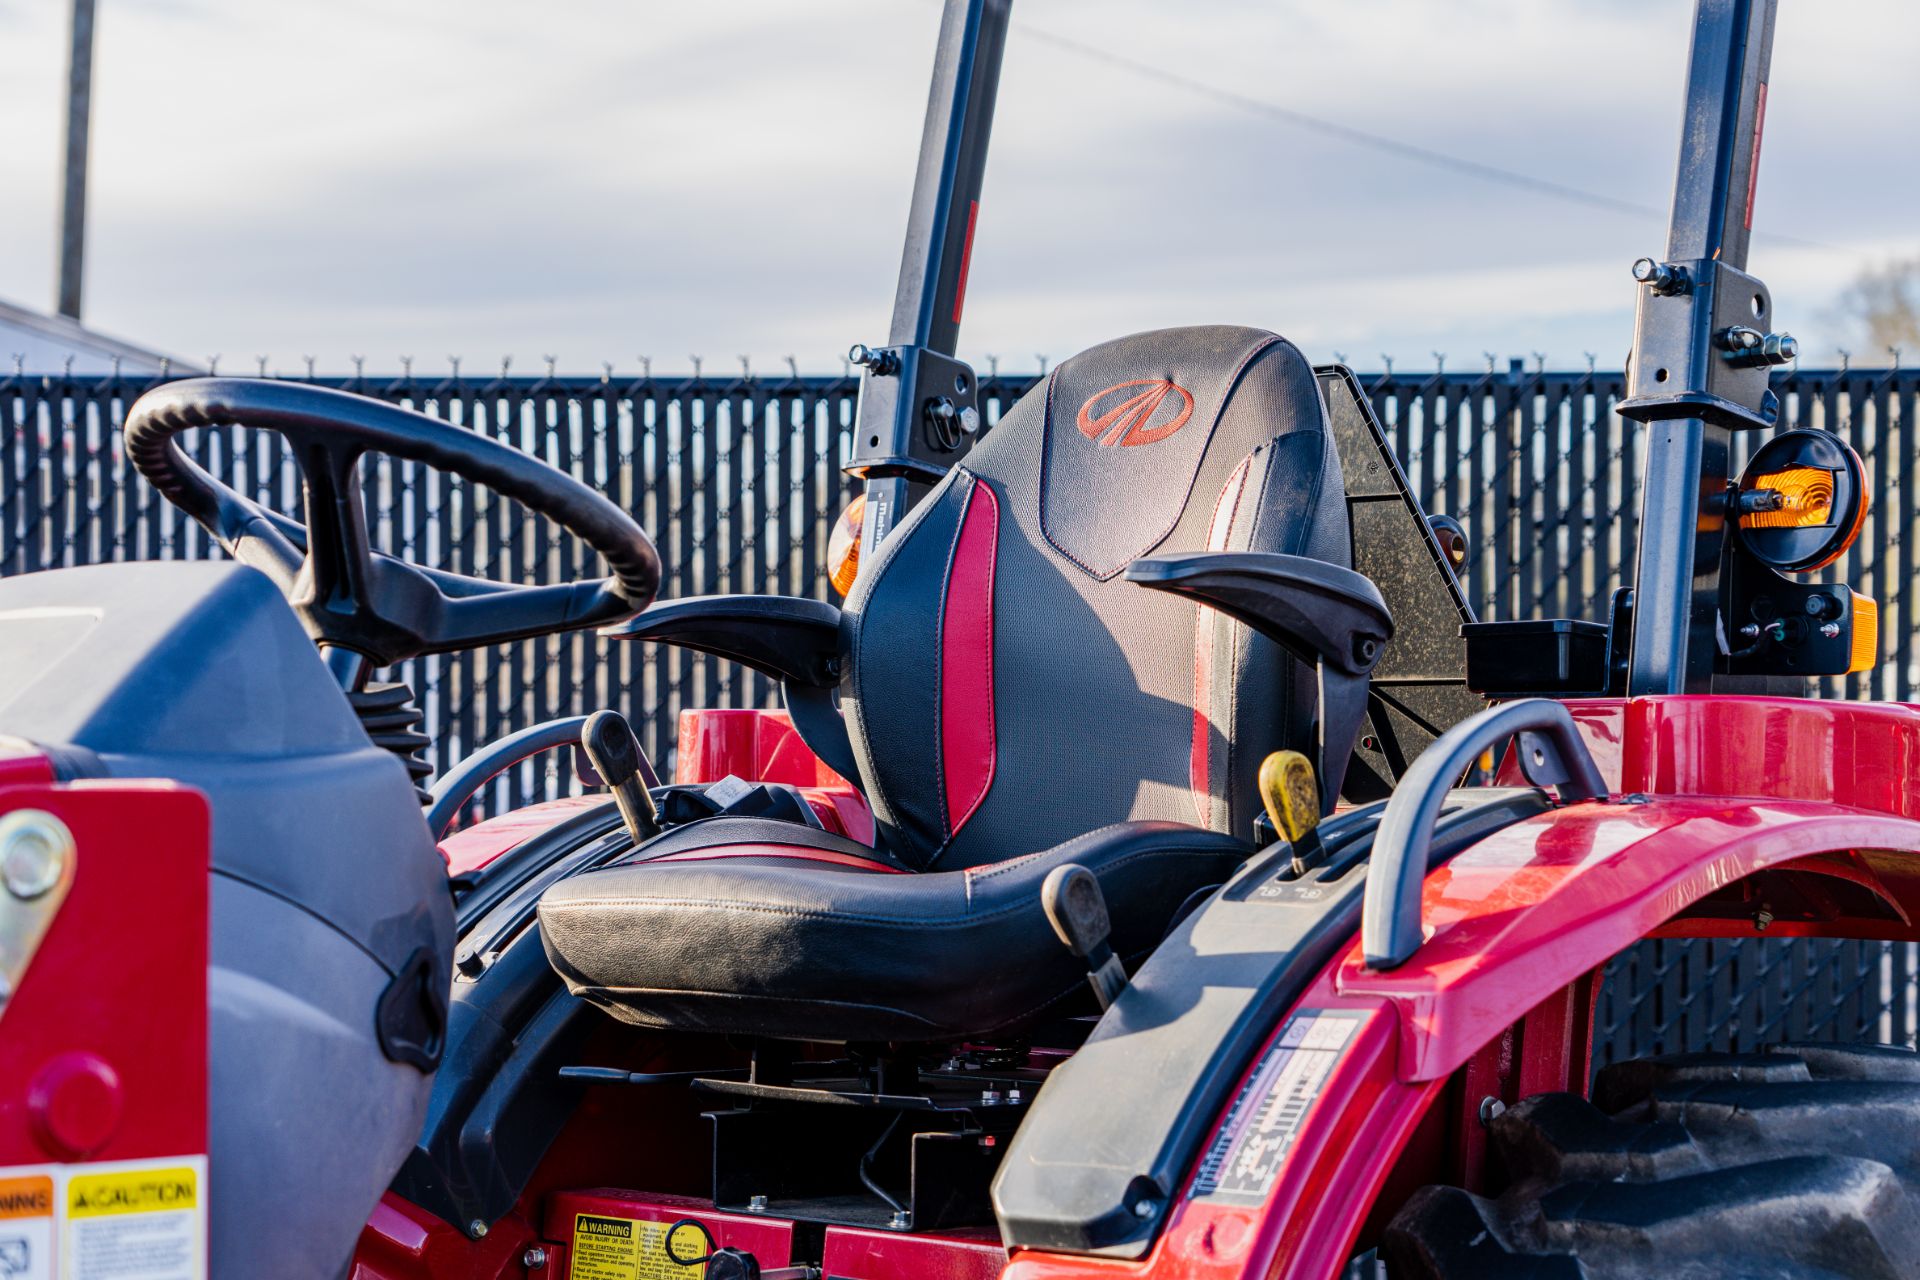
top-left (1362, 698), bottom-right (1608, 969)
top-left (426, 715), bottom-right (592, 839)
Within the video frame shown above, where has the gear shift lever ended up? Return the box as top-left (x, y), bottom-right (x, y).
top-left (1040, 864), bottom-right (1127, 1011)
top-left (581, 710), bottom-right (662, 845)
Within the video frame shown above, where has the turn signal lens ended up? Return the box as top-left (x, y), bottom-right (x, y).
top-left (1740, 467), bottom-right (1836, 530)
top-left (1733, 431), bottom-right (1869, 573)
top-left (1849, 593), bottom-right (1879, 675)
top-left (827, 494), bottom-right (866, 597)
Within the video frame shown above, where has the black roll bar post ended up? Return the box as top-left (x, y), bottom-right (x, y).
top-left (1621, 0), bottom-right (1795, 694)
top-left (847, 0), bottom-right (1013, 563)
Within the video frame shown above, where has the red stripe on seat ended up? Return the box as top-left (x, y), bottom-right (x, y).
top-left (1192, 455), bottom-right (1253, 826)
top-left (648, 844), bottom-right (906, 873)
top-left (942, 477), bottom-right (1000, 838)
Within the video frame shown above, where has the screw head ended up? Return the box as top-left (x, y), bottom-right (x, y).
top-left (1, 812), bottom-right (72, 900)
top-left (890, 1209), bottom-right (913, 1230)
top-left (468, 1219), bottom-right (489, 1239)
top-left (1133, 1198), bottom-right (1160, 1220)
top-left (1478, 1096), bottom-right (1506, 1125)
top-left (523, 1246), bottom-right (549, 1269)
top-left (748, 1194), bottom-right (769, 1213)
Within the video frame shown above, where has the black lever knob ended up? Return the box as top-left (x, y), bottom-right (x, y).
top-left (581, 710), bottom-right (662, 844)
top-left (1040, 864), bottom-right (1127, 1010)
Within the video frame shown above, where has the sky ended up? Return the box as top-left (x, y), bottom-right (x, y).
top-left (0, 0), bottom-right (1914, 375)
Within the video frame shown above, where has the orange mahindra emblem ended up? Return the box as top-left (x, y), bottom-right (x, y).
top-left (1075, 379), bottom-right (1194, 448)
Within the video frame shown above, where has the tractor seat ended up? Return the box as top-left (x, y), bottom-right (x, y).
top-left (540, 324), bottom-right (1351, 1043)
top-left (539, 815), bottom-right (1247, 1041)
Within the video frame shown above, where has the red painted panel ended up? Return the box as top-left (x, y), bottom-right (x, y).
top-left (676, 709), bottom-right (853, 791)
top-left (941, 479), bottom-right (999, 837)
top-left (1339, 797), bottom-right (1920, 1081)
top-left (1547, 695), bottom-right (1920, 820)
top-left (441, 794), bottom-right (610, 877)
top-left (0, 739), bottom-right (54, 787)
top-left (0, 779), bottom-right (208, 1167)
top-left (350, 1192), bottom-right (533, 1280)
top-left (824, 1223), bottom-right (1008, 1280)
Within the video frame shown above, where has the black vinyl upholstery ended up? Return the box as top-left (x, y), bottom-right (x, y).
top-left (539, 326), bottom-right (1347, 1042)
top-left (539, 818), bottom-right (1248, 1042)
top-left (845, 326), bottom-right (1346, 866)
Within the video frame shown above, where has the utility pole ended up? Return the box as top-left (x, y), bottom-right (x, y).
top-left (57, 0), bottom-right (97, 321)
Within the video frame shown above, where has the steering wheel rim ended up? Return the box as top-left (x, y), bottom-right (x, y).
top-left (124, 378), bottom-right (661, 669)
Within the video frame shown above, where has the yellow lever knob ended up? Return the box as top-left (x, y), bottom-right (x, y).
top-left (1258, 749), bottom-right (1321, 844)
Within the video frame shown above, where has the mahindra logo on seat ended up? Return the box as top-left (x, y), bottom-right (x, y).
top-left (1075, 380), bottom-right (1194, 448)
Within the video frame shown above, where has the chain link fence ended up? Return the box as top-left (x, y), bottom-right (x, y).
top-left (4, 362), bottom-right (1917, 1064)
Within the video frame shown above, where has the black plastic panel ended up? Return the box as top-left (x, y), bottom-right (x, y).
top-left (991, 787), bottom-right (1549, 1257)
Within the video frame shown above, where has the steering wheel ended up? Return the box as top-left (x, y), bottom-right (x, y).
top-left (124, 378), bottom-right (660, 677)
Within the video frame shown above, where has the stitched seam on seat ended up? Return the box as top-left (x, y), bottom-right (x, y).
top-left (545, 844), bottom-right (1236, 928)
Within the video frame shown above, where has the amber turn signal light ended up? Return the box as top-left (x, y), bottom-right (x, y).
top-left (1849, 593), bottom-right (1879, 675)
top-left (1739, 466), bottom-right (1835, 530)
top-left (1732, 430), bottom-right (1868, 573)
top-left (827, 494), bottom-right (866, 597)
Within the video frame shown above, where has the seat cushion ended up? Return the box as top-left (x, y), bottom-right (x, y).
top-left (538, 820), bottom-right (1247, 1042)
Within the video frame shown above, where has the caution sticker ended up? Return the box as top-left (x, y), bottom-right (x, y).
top-left (0, 1173), bottom-right (54, 1280)
top-left (570, 1214), bottom-right (708, 1280)
top-left (1190, 1010), bottom-right (1364, 1204)
top-left (64, 1162), bottom-right (201, 1280)
top-left (0, 1157), bottom-right (205, 1280)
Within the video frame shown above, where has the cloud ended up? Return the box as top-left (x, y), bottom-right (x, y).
top-left (0, 0), bottom-right (1912, 372)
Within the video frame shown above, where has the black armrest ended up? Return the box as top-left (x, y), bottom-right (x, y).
top-left (1126, 552), bottom-right (1392, 812)
top-left (599, 595), bottom-right (860, 784)
top-left (600, 595), bottom-right (841, 687)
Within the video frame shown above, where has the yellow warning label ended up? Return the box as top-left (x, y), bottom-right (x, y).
top-left (570, 1214), bottom-right (708, 1280)
top-left (66, 1168), bottom-right (197, 1220)
top-left (0, 1175), bottom-right (53, 1220)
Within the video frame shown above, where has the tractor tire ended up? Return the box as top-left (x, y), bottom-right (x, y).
top-left (1381, 1042), bottom-right (1920, 1279)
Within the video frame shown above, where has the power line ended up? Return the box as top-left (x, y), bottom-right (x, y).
top-left (1017, 19), bottom-right (1828, 250)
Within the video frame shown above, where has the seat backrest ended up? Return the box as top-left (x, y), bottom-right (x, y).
top-left (841, 326), bottom-right (1348, 870)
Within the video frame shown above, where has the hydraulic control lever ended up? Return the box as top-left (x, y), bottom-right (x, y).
top-left (1258, 749), bottom-right (1325, 876)
top-left (581, 710), bottom-right (662, 845)
top-left (1040, 864), bottom-right (1127, 1011)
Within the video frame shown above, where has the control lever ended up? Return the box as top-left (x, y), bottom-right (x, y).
top-left (581, 710), bottom-right (662, 844)
top-left (666, 1219), bottom-right (819, 1280)
top-left (1040, 864), bottom-right (1127, 1011)
top-left (1258, 750), bottom-right (1325, 876)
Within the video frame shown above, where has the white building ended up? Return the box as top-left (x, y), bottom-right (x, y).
top-left (0, 296), bottom-right (194, 375)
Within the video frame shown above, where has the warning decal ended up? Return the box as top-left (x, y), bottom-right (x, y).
top-left (0, 1158), bottom-right (205, 1280)
top-left (0, 1174), bottom-right (53, 1280)
top-left (1190, 1009), bottom-right (1364, 1204)
top-left (64, 1164), bottom-right (199, 1280)
top-left (570, 1214), bottom-right (708, 1280)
